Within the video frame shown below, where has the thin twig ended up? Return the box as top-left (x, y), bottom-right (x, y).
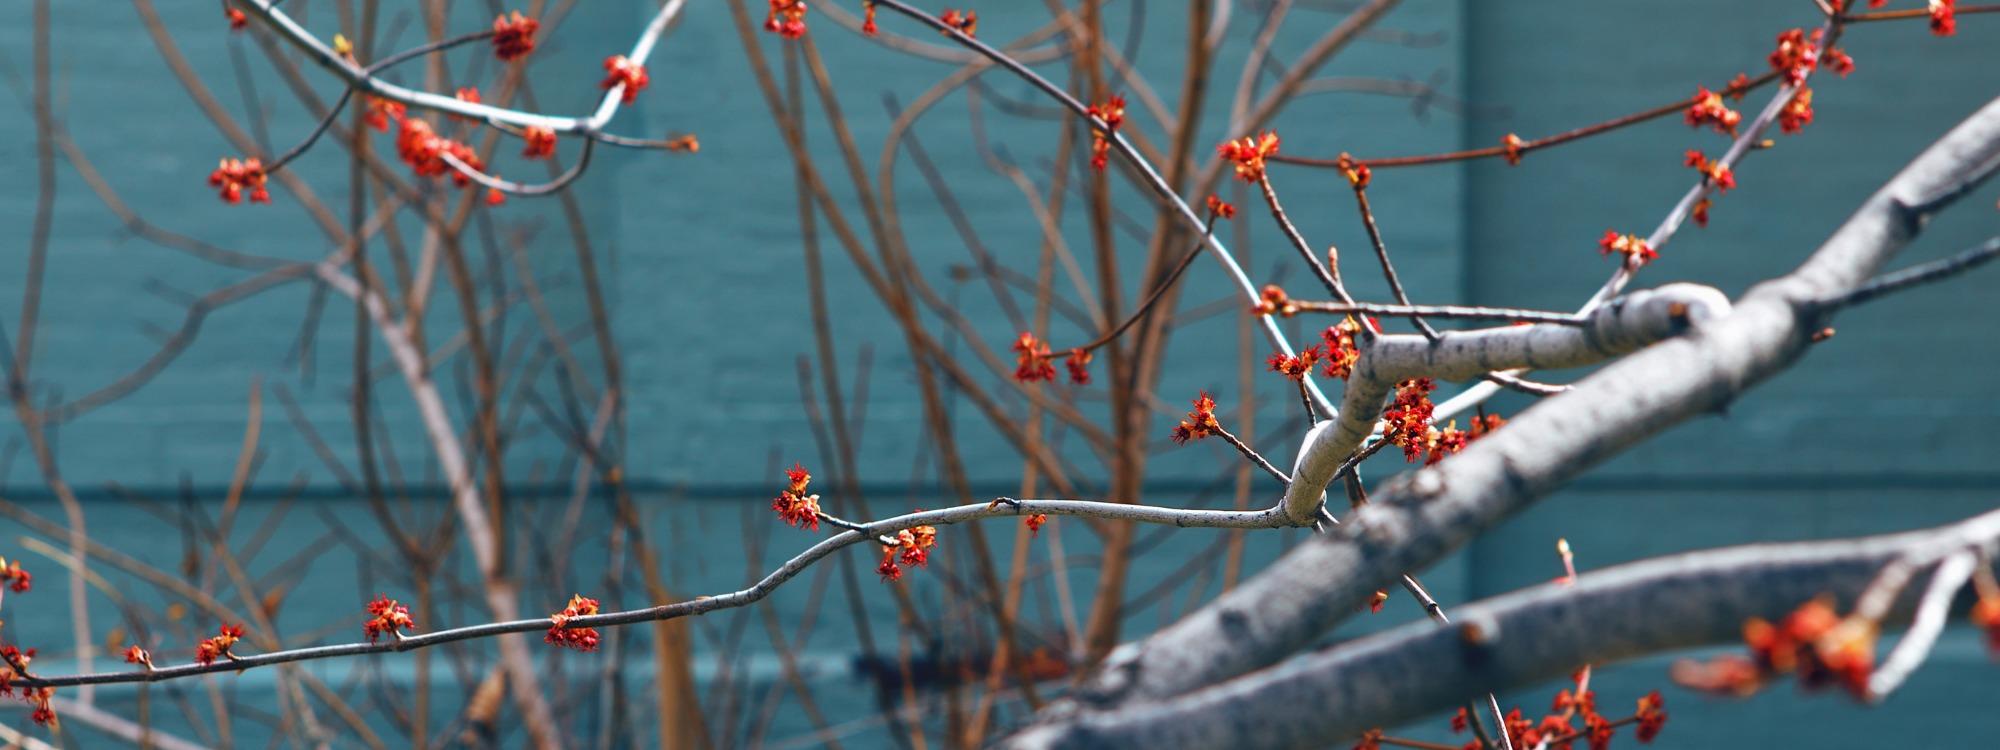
top-left (1819, 237), bottom-right (2000, 310)
top-left (236, 0), bottom-right (685, 132)
top-left (869, 0), bottom-right (1337, 415)
top-left (1842, 3), bottom-right (2000, 22)
top-left (1482, 371), bottom-right (1569, 396)
top-left (436, 138), bottom-right (594, 196)
top-left (1349, 185), bottom-right (1438, 340)
top-left (1071, 219), bottom-right (1218, 352)
top-left (1868, 550), bottom-right (1977, 700)
top-left (18, 499), bottom-right (1299, 690)
top-left (1213, 425), bottom-right (1290, 485)
top-left (1273, 71), bottom-right (1781, 169)
top-left (1289, 302), bottom-right (1584, 325)
top-left (1256, 174), bottom-right (1350, 301)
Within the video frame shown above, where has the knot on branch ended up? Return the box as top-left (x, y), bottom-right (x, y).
top-left (1587, 283), bottom-right (1732, 352)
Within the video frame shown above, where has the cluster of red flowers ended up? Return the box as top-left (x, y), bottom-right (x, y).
top-left (939, 9), bottom-right (978, 37)
top-left (1780, 87), bottom-right (1816, 134)
top-left (1010, 333), bottom-right (1091, 385)
top-left (1723, 72), bottom-right (1753, 99)
top-left (1748, 596), bottom-right (1876, 699)
top-left (24, 685), bottom-right (53, 727)
top-left (396, 117), bottom-right (485, 187)
top-left (1086, 94), bottom-right (1126, 171)
top-left (522, 126), bottom-right (558, 159)
top-left (1768, 28), bottom-right (1821, 86)
top-left (492, 11), bottom-right (540, 61)
top-left (1381, 378), bottom-right (1437, 463)
top-left (1931, 0), bottom-right (1959, 36)
top-left (209, 158), bottom-right (270, 205)
top-left (363, 595), bottom-right (416, 643)
top-left (1673, 595), bottom-right (1878, 700)
top-left (1, 644), bottom-right (56, 728)
top-left (602, 55), bottom-right (651, 104)
top-left (1367, 590), bottom-right (1388, 613)
top-left (1206, 195), bottom-right (1236, 219)
top-left (862, 2), bottom-right (879, 35)
top-left (1319, 319), bottom-right (1364, 381)
top-left (1024, 513), bottom-right (1048, 537)
top-left (363, 96), bottom-right (406, 131)
top-left (1679, 83), bottom-right (1745, 227)
top-left (877, 525), bottom-right (937, 583)
top-left (1421, 412), bottom-right (1505, 467)
top-left (1218, 132), bottom-right (1280, 182)
top-left (195, 623), bottom-right (247, 666)
top-left (1763, 28), bottom-right (1852, 139)
top-left (772, 463), bottom-right (822, 531)
top-left (1598, 231), bottom-right (1657, 266)
top-left (1685, 86), bottom-right (1742, 135)
top-left (1266, 348), bottom-right (1319, 381)
top-left (1064, 348), bottom-right (1092, 385)
top-left (1263, 318), bottom-right (1365, 382)
top-left (1500, 133), bottom-right (1526, 166)
top-left (1635, 691), bottom-right (1668, 743)
top-left (123, 645), bottom-right (152, 668)
top-left (764, 0), bottom-right (809, 39)
top-left (1, 557), bottom-right (29, 593)
top-left (0, 578), bottom-right (52, 726)
top-left (1011, 332), bottom-right (1056, 382)
top-left (0, 645), bottom-right (30, 686)
top-left (1682, 149), bottom-right (1736, 193)
top-left (1170, 391), bottom-right (1220, 445)
top-left (545, 594), bottom-right (603, 651)
top-left (225, 5), bottom-right (248, 31)
top-left (1358, 670), bottom-right (1666, 750)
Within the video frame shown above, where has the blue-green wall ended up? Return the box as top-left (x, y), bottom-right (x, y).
top-left (2, 0), bottom-right (1998, 745)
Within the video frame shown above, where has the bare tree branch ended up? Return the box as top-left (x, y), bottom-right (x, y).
top-left (1019, 92), bottom-right (2000, 727)
top-left (1006, 518), bottom-right (2000, 749)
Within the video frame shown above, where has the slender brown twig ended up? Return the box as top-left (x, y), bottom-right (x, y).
top-left (1274, 71), bottom-right (1780, 169)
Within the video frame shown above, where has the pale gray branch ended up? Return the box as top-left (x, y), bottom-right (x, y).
top-left (236, 0), bottom-right (684, 133)
top-left (1869, 550), bottom-right (1977, 700)
top-left (1008, 522), bottom-right (1997, 749)
top-left (1020, 93), bottom-right (2000, 731)
top-left (1279, 283), bottom-right (1732, 523)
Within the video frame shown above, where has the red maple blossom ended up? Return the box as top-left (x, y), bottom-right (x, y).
top-left (1170, 391), bottom-right (1220, 445)
top-left (492, 11), bottom-right (540, 61)
top-left (1218, 132), bottom-right (1280, 182)
top-left (545, 594), bottom-right (603, 651)
top-left (764, 0), bottom-right (808, 39)
top-left (208, 158), bottom-right (270, 205)
top-left (363, 595), bottom-right (416, 643)
top-left (601, 56), bottom-right (650, 104)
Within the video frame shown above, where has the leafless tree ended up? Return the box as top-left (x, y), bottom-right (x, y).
top-left (4, 1), bottom-right (1999, 749)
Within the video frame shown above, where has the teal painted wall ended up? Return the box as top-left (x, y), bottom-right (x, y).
top-left (1, 0), bottom-right (1998, 745)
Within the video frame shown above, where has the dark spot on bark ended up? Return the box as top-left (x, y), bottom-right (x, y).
top-left (1890, 197), bottom-right (1925, 236)
top-left (1218, 607), bottom-right (1252, 641)
top-left (1457, 615), bottom-right (1499, 668)
top-left (1069, 658), bottom-right (1141, 710)
top-left (1498, 454), bottom-right (1528, 500)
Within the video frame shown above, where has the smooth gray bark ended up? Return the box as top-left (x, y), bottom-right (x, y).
top-left (1010, 523), bottom-right (1993, 749)
top-left (1010, 94), bottom-right (2000, 746)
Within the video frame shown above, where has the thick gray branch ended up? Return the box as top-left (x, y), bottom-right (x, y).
top-left (1023, 94), bottom-right (2000, 730)
top-left (1281, 283), bottom-right (1731, 523)
top-left (1009, 523), bottom-right (1995, 749)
